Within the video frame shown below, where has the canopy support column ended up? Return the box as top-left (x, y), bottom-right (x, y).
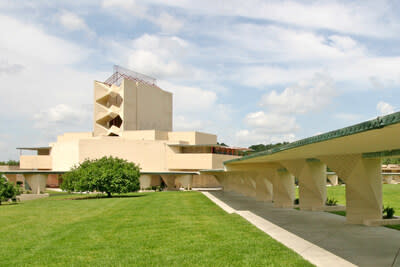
top-left (281, 159), bottom-right (327, 211)
top-left (23, 174), bottom-right (47, 194)
top-left (272, 169), bottom-right (295, 208)
top-left (319, 154), bottom-right (382, 224)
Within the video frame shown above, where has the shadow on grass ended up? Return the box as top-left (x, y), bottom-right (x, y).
top-left (0, 202), bottom-right (23, 207)
top-left (63, 193), bottom-right (149, 201)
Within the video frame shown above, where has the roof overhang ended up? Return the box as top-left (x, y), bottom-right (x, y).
top-left (225, 111), bottom-right (400, 166)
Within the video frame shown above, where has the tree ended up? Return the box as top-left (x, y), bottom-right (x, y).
top-left (249, 142), bottom-right (289, 153)
top-left (0, 175), bottom-right (20, 205)
top-left (60, 156), bottom-right (140, 197)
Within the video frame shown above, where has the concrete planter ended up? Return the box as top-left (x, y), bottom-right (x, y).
top-left (324, 205), bottom-right (346, 212)
top-left (363, 216), bottom-right (400, 226)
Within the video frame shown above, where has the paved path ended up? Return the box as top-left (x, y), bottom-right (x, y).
top-left (203, 191), bottom-right (400, 267)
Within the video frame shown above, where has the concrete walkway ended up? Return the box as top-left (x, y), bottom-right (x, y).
top-left (203, 191), bottom-right (400, 267)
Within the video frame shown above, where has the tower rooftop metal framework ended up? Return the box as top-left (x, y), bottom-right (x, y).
top-left (104, 65), bottom-right (157, 86)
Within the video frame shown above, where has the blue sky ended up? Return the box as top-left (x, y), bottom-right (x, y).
top-left (0, 0), bottom-right (400, 160)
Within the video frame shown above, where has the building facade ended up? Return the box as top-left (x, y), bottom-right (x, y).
top-left (16, 66), bottom-right (247, 191)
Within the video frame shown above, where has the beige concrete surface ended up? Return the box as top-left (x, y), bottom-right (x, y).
top-left (206, 191), bottom-right (400, 267)
top-left (20, 155), bottom-right (52, 170)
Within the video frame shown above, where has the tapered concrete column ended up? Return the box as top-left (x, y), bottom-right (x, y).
top-left (242, 174), bottom-right (257, 198)
top-left (139, 175), bottom-right (152, 190)
top-left (327, 173), bottom-right (338, 185)
top-left (229, 172), bottom-right (256, 198)
top-left (213, 173), bottom-right (230, 191)
top-left (272, 169), bottom-right (295, 208)
top-left (319, 154), bottom-right (382, 224)
top-left (175, 175), bottom-right (193, 190)
top-left (255, 175), bottom-right (273, 202)
top-left (281, 159), bottom-right (327, 211)
top-left (160, 175), bottom-right (178, 191)
top-left (24, 174), bottom-right (47, 194)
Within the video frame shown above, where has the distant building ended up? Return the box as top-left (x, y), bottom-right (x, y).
top-left (16, 66), bottom-right (249, 191)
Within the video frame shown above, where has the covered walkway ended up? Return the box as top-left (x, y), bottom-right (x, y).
top-left (203, 111), bottom-right (400, 225)
top-left (207, 190), bottom-right (400, 267)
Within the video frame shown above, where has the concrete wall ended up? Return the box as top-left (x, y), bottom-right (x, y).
top-left (20, 155), bottom-right (52, 170)
top-left (120, 130), bottom-right (168, 141)
top-left (168, 132), bottom-right (217, 145)
top-left (51, 140), bottom-right (80, 171)
top-left (134, 80), bottom-right (172, 132)
top-left (78, 137), bottom-right (168, 172)
top-left (167, 153), bottom-right (239, 170)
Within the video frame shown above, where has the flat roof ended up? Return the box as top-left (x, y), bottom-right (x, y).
top-left (168, 144), bottom-right (251, 150)
top-left (1, 170), bottom-right (65, 174)
top-left (1, 170), bottom-right (200, 176)
top-left (224, 111), bottom-right (400, 165)
top-left (141, 171), bottom-right (199, 175)
top-left (17, 147), bottom-right (51, 151)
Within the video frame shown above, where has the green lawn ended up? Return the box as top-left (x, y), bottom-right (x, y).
top-left (0, 191), bottom-right (313, 267)
top-left (324, 184), bottom-right (400, 230)
top-left (325, 184), bottom-right (400, 212)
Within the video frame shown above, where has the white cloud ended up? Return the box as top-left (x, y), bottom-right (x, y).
top-left (33, 104), bottom-right (91, 128)
top-left (145, 0), bottom-right (399, 38)
top-left (116, 34), bottom-right (192, 79)
top-left (235, 129), bottom-right (296, 147)
top-left (0, 60), bottom-right (23, 75)
top-left (158, 80), bottom-right (217, 113)
top-left (0, 15), bottom-right (88, 65)
top-left (101, 1), bottom-right (182, 33)
top-left (259, 73), bottom-right (336, 114)
top-left (151, 12), bottom-right (183, 34)
top-left (377, 101), bottom-right (395, 116)
top-left (174, 115), bottom-right (204, 131)
top-left (244, 111), bottom-right (299, 134)
top-left (57, 11), bottom-right (94, 36)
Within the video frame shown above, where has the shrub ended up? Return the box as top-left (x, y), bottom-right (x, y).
top-left (383, 206), bottom-right (395, 219)
top-left (0, 175), bottom-right (20, 205)
top-left (60, 156), bottom-right (140, 197)
top-left (326, 197), bottom-right (338, 206)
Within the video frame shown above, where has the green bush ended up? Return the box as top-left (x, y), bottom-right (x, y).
top-left (0, 175), bottom-right (20, 205)
top-left (383, 206), bottom-right (395, 219)
top-left (60, 156), bottom-right (140, 197)
top-left (326, 197), bottom-right (338, 206)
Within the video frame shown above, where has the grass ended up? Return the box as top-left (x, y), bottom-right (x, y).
top-left (0, 191), bottom-right (313, 267)
top-left (323, 184), bottom-right (400, 231)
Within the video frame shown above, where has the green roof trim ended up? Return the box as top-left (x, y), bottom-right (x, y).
top-left (225, 111), bottom-right (400, 165)
top-left (362, 149), bottom-right (400, 159)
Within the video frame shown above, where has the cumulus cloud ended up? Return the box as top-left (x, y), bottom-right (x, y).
top-left (244, 111), bottom-right (299, 134)
top-left (101, 0), bottom-right (182, 33)
top-left (145, 0), bottom-right (399, 38)
top-left (174, 115), bottom-right (204, 131)
top-left (235, 129), bottom-right (296, 147)
top-left (259, 73), bottom-right (336, 114)
top-left (377, 101), bottom-right (395, 116)
top-left (117, 34), bottom-right (196, 80)
top-left (158, 80), bottom-right (217, 113)
top-left (57, 11), bottom-right (94, 36)
top-left (152, 12), bottom-right (183, 34)
top-left (0, 60), bottom-right (23, 75)
top-left (0, 15), bottom-right (88, 65)
top-left (33, 104), bottom-right (91, 129)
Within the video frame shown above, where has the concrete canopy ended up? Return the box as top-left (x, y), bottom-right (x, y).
top-left (206, 111), bottom-right (400, 225)
top-left (225, 112), bottom-right (400, 165)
